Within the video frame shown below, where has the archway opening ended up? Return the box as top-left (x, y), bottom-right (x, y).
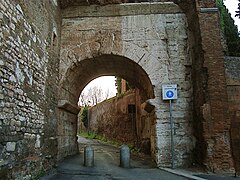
top-left (58, 54), bottom-right (156, 162)
top-left (77, 75), bottom-right (154, 155)
top-left (78, 76), bottom-right (117, 107)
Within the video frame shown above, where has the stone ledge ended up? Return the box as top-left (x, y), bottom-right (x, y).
top-left (200, 8), bottom-right (218, 13)
top-left (62, 2), bottom-right (183, 18)
top-left (226, 79), bottom-right (240, 86)
top-left (58, 100), bottom-right (80, 114)
top-left (143, 100), bottom-right (155, 113)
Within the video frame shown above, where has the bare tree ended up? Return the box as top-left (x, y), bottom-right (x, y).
top-left (78, 92), bottom-right (89, 107)
top-left (79, 85), bottom-right (107, 106)
top-left (104, 88), bottom-right (110, 100)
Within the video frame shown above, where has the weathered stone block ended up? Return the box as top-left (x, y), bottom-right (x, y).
top-left (58, 100), bottom-right (80, 114)
top-left (6, 142), bottom-right (16, 152)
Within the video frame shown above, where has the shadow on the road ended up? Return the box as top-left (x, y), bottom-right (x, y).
top-left (77, 136), bottom-right (156, 169)
top-left (41, 137), bottom-right (189, 180)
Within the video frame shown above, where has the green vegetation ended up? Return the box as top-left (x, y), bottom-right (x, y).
top-left (31, 168), bottom-right (46, 180)
top-left (80, 106), bottom-right (89, 128)
top-left (216, 0), bottom-right (240, 56)
top-left (79, 131), bottom-right (119, 146)
top-left (115, 77), bottom-right (122, 94)
top-left (79, 132), bottom-right (140, 152)
top-left (115, 77), bottom-right (135, 95)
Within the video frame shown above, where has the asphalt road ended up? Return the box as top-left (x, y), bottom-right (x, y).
top-left (41, 137), bottom-right (189, 180)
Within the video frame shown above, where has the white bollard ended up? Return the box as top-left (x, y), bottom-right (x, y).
top-left (84, 145), bottom-right (94, 167)
top-left (120, 144), bottom-right (130, 168)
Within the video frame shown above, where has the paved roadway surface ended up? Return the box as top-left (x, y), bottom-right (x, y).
top-left (41, 137), bottom-right (189, 180)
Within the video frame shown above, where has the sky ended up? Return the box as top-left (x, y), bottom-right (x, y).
top-left (224, 0), bottom-right (240, 31)
top-left (80, 76), bottom-right (117, 103)
top-left (80, 1), bottom-right (240, 102)
top-left (86, 76), bottom-right (116, 95)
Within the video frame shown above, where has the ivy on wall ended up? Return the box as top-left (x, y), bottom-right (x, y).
top-left (80, 106), bottom-right (89, 128)
top-left (216, 0), bottom-right (240, 56)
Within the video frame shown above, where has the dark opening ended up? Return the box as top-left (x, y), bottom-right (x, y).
top-left (128, 104), bottom-right (136, 114)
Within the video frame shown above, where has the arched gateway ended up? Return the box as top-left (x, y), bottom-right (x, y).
top-left (0, 0), bottom-right (237, 178)
top-left (58, 2), bottom-right (195, 167)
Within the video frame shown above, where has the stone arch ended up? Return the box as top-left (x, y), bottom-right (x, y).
top-left (60, 54), bottom-right (155, 105)
top-left (57, 53), bottom-right (156, 160)
top-left (58, 3), bottom-right (195, 167)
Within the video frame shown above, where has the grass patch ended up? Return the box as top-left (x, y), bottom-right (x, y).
top-left (79, 131), bottom-right (97, 139)
top-left (79, 132), bottom-right (121, 147)
top-left (78, 131), bottom-right (140, 153)
top-left (31, 168), bottom-right (46, 180)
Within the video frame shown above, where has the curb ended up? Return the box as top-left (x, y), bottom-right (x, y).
top-left (160, 168), bottom-right (207, 180)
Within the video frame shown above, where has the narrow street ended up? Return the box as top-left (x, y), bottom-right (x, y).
top-left (41, 137), bottom-right (189, 180)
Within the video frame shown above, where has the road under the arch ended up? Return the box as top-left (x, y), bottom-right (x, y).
top-left (42, 136), bottom-right (189, 180)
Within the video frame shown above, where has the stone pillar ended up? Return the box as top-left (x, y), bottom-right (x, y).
top-left (196, 0), bottom-right (234, 174)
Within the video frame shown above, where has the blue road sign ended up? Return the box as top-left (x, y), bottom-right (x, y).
top-left (166, 90), bottom-right (174, 98)
top-left (162, 84), bottom-right (177, 100)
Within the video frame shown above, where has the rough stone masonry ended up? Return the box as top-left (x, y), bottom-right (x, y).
top-left (0, 0), bottom-right (60, 178)
top-left (0, 0), bottom-right (239, 178)
top-left (59, 2), bottom-right (194, 169)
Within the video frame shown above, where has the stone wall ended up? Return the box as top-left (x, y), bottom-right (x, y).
top-left (89, 91), bottom-right (138, 145)
top-left (197, 4), bottom-right (234, 174)
top-left (60, 2), bottom-right (195, 168)
top-left (175, 0), bottom-right (235, 174)
top-left (0, 0), bottom-right (60, 178)
top-left (225, 56), bottom-right (240, 175)
top-left (0, 0), bottom-right (237, 177)
top-left (88, 89), bottom-right (155, 154)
